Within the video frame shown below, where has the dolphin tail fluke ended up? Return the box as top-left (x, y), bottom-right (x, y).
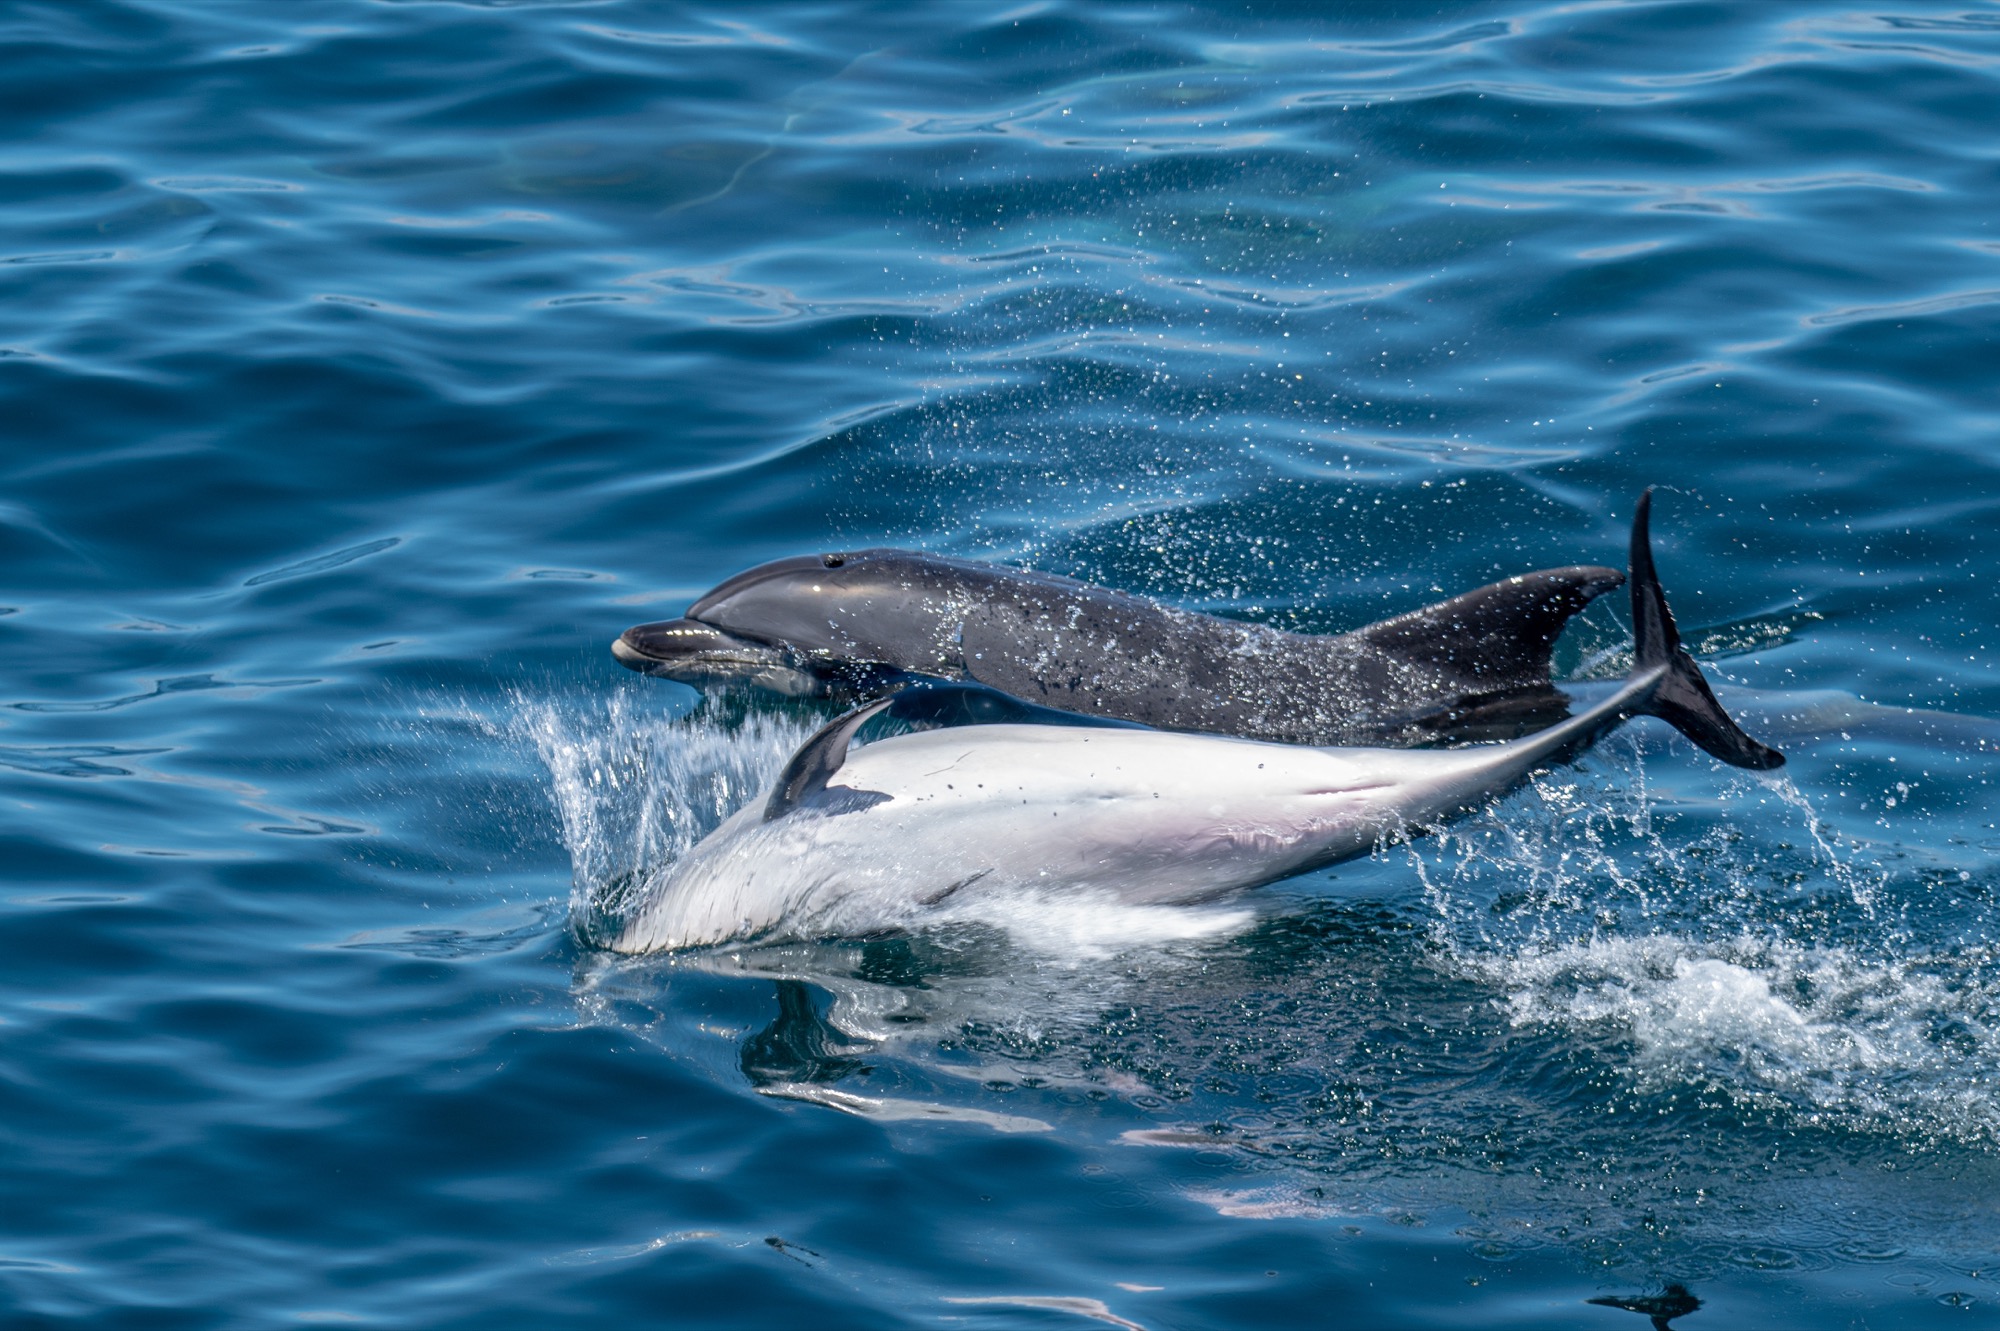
top-left (1466, 492), bottom-right (1784, 785)
top-left (1627, 489), bottom-right (1784, 770)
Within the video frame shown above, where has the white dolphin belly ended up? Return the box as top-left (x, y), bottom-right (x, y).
top-left (614, 725), bottom-right (1468, 952)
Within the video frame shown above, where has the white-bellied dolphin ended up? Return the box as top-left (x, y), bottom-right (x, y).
top-left (610, 493), bottom-right (1781, 953)
top-left (614, 550), bottom-right (1624, 746)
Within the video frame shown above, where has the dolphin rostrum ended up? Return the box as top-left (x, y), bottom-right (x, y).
top-left (614, 549), bottom-right (1624, 746)
top-left (611, 492), bottom-right (1781, 953)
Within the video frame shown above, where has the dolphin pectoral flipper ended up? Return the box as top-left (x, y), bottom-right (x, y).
top-left (1351, 564), bottom-right (1626, 692)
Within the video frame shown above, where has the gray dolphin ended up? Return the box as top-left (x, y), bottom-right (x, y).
top-left (614, 546), bottom-right (1625, 746)
top-left (612, 492), bottom-right (1782, 953)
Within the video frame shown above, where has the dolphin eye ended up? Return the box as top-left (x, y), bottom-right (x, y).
top-left (821, 553), bottom-right (846, 569)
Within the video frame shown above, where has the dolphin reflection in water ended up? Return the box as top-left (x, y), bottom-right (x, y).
top-left (611, 493), bottom-right (1782, 954)
top-left (1589, 1285), bottom-right (1703, 1331)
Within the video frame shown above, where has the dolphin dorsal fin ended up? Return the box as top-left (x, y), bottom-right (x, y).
top-left (1349, 565), bottom-right (1625, 690)
top-left (763, 694), bottom-right (900, 822)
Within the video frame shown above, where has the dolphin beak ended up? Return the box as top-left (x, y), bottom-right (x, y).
top-left (610, 632), bottom-right (672, 673)
top-left (614, 618), bottom-right (778, 673)
top-left (613, 617), bottom-right (821, 694)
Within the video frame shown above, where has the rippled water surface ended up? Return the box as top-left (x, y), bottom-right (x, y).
top-left (6, 2), bottom-right (2000, 1326)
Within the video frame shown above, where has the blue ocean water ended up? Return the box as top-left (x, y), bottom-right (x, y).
top-left (4, 1), bottom-right (1999, 1325)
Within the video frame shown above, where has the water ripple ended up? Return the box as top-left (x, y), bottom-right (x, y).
top-left (6, 2), bottom-right (2000, 1326)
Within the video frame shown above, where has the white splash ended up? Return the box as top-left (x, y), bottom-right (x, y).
top-left (1410, 748), bottom-right (2000, 1143)
top-left (928, 886), bottom-right (1254, 960)
top-left (512, 691), bottom-right (812, 944)
top-left (1480, 936), bottom-right (1997, 1095)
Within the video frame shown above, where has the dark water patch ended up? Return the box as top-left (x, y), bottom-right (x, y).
top-left (0, 249), bottom-right (120, 267)
top-left (151, 177), bottom-right (301, 193)
top-left (0, 745), bottom-right (172, 779)
top-left (9, 672), bottom-right (319, 714)
top-left (336, 902), bottom-right (565, 959)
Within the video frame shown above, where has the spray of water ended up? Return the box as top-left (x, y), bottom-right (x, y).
top-left (512, 690), bottom-right (815, 946)
top-left (1407, 741), bottom-right (2000, 1143)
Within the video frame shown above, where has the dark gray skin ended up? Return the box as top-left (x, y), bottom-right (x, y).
top-left (614, 549), bottom-right (1626, 747)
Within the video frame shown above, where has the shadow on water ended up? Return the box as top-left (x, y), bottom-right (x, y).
top-left (1588, 1284), bottom-right (1702, 1331)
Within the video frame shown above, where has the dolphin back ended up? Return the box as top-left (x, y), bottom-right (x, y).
top-left (619, 546), bottom-right (1627, 746)
top-left (948, 564), bottom-right (1626, 745)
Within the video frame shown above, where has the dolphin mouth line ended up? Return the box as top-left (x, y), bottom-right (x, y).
top-left (610, 635), bottom-right (745, 674)
top-left (611, 636), bottom-right (776, 669)
top-left (611, 619), bottom-right (839, 697)
top-left (611, 617), bottom-right (792, 672)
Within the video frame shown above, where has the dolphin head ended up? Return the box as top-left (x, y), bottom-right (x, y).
top-left (614, 549), bottom-right (975, 694)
